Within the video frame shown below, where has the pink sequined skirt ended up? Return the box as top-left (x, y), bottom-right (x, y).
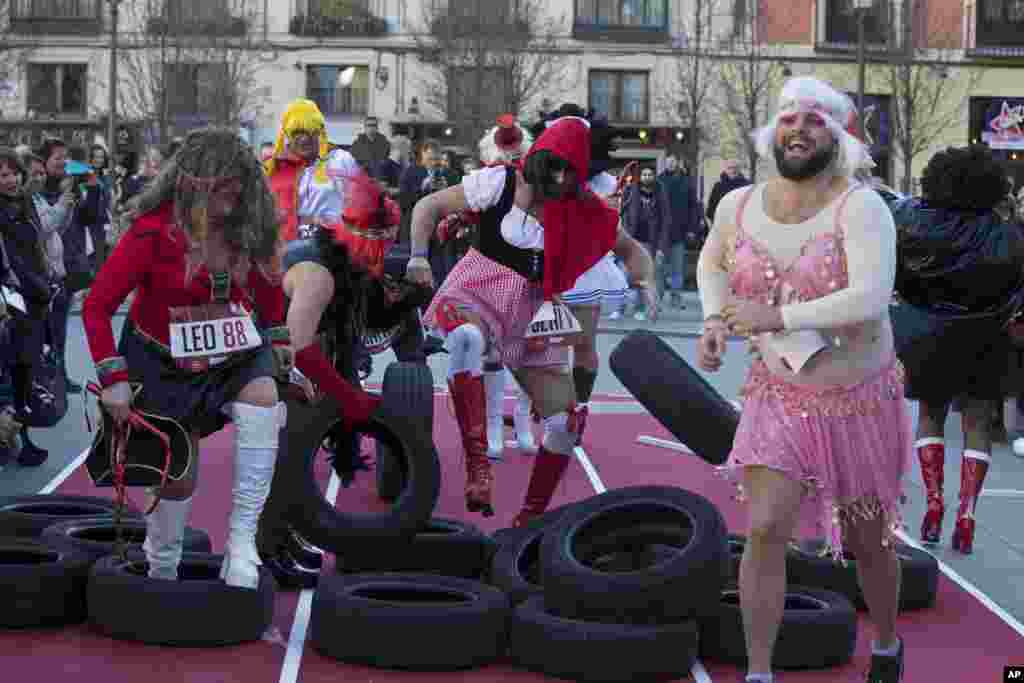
top-left (721, 356), bottom-right (912, 560)
top-left (423, 248), bottom-right (567, 369)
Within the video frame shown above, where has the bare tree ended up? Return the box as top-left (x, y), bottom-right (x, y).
top-left (405, 0), bottom-right (569, 146)
top-left (883, 0), bottom-right (984, 193)
top-left (109, 0), bottom-right (270, 147)
top-left (714, 0), bottom-right (787, 183)
top-left (663, 0), bottom-right (722, 173)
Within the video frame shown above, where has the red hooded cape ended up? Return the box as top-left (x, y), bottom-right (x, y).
top-left (524, 118), bottom-right (619, 300)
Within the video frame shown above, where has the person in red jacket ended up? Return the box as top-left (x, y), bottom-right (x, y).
top-left (83, 128), bottom-right (290, 590)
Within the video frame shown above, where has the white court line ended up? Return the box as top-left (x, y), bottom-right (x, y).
top-left (638, 433), bottom-right (1024, 641)
top-left (279, 470), bottom-right (341, 683)
top-left (636, 435), bottom-right (695, 455)
top-left (573, 446), bottom-right (713, 682)
top-left (893, 529), bottom-right (1024, 640)
top-left (979, 489), bottom-right (1024, 498)
top-left (39, 446), bottom-right (92, 494)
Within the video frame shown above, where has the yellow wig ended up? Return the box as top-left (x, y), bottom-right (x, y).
top-left (264, 98), bottom-right (330, 178)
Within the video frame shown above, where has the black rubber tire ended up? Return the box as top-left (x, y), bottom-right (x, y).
top-left (510, 595), bottom-right (699, 682)
top-left (488, 525), bottom-right (545, 605)
top-left (336, 517), bottom-right (495, 579)
top-left (490, 500), bottom-right (585, 548)
top-left (41, 517), bottom-right (212, 562)
top-left (86, 551), bottom-right (276, 646)
top-left (376, 362), bottom-right (434, 502)
top-left (0, 495), bottom-right (142, 538)
top-left (609, 329), bottom-right (738, 465)
top-left (0, 539), bottom-right (93, 628)
top-left (786, 538), bottom-right (939, 612)
top-left (540, 485), bottom-right (730, 624)
top-left (310, 572), bottom-right (510, 670)
top-left (699, 584), bottom-right (858, 669)
top-left (283, 394), bottom-right (441, 554)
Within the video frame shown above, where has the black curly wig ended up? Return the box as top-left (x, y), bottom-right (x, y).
top-left (921, 144), bottom-right (1011, 211)
top-left (530, 103), bottom-right (617, 180)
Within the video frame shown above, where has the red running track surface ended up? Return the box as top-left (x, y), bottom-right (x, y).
top-left (1, 395), bottom-right (1021, 682)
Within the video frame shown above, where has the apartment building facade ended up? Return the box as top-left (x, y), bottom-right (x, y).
top-left (1, 0), bottom-right (1022, 193)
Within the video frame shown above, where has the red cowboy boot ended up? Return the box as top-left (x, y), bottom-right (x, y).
top-left (951, 451), bottom-right (990, 555)
top-left (512, 446), bottom-right (570, 528)
top-left (917, 440), bottom-right (945, 544)
top-left (448, 371), bottom-right (494, 517)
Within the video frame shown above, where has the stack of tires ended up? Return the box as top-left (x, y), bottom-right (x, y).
top-left (0, 494), bottom-right (145, 630)
top-left (494, 486), bottom-right (730, 682)
top-left (0, 492), bottom-right (281, 647)
top-left (306, 362), bottom-right (511, 671)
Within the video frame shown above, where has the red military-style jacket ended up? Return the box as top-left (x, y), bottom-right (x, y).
top-left (82, 202), bottom-right (287, 387)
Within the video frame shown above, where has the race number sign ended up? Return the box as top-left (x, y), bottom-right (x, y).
top-left (169, 303), bottom-right (262, 373)
top-left (525, 300), bottom-right (583, 349)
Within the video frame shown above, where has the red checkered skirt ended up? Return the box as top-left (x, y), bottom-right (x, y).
top-left (423, 248), bottom-right (567, 369)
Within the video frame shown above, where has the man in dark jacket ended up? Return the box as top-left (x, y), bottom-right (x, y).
top-left (657, 155), bottom-right (700, 308)
top-left (619, 165), bottom-right (671, 320)
top-left (706, 159), bottom-right (751, 224)
top-left (349, 116), bottom-right (391, 173)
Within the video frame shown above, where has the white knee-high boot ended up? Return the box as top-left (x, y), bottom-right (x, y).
top-left (221, 401), bottom-right (286, 589)
top-left (484, 368), bottom-right (506, 462)
top-left (508, 369), bottom-right (536, 453)
top-left (143, 492), bottom-right (193, 580)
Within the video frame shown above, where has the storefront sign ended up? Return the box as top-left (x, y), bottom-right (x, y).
top-left (981, 99), bottom-right (1024, 150)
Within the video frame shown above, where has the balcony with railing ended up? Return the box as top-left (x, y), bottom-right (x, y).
top-left (573, 0), bottom-right (670, 43)
top-left (146, 0), bottom-right (250, 36)
top-left (11, 0), bottom-right (103, 35)
top-left (290, 0), bottom-right (388, 38)
top-left (966, 0), bottom-right (1024, 58)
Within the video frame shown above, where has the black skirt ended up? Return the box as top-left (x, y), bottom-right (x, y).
top-left (900, 315), bottom-right (1011, 402)
top-left (118, 321), bottom-right (276, 438)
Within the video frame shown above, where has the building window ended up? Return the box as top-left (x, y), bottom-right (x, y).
top-left (302, 0), bottom-right (370, 14)
top-left (576, 0), bottom-right (667, 28)
top-left (976, 0), bottom-right (1024, 47)
top-left (821, 0), bottom-right (889, 46)
top-left (589, 70), bottom-right (648, 123)
top-left (163, 0), bottom-right (229, 23)
top-left (306, 65), bottom-right (369, 118)
top-left (26, 63), bottom-right (86, 117)
top-left (13, 0), bottom-right (98, 19)
top-left (165, 63), bottom-right (231, 118)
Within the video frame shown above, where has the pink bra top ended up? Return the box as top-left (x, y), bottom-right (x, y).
top-left (728, 186), bottom-right (860, 308)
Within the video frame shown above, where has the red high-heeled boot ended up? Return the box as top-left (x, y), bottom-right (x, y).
top-left (951, 451), bottom-right (990, 554)
top-left (916, 439), bottom-right (945, 544)
top-left (448, 371), bottom-right (495, 517)
top-left (512, 446), bottom-right (570, 528)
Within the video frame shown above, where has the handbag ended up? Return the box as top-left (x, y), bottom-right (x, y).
top-left (22, 351), bottom-right (67, 428)
top-left (85, 383), bottom-right (194, 510)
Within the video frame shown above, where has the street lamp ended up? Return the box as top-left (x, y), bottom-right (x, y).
top-left (107, 0), bottom-right (122, 167)
top-left (854, 0), bottom-right (873, 141)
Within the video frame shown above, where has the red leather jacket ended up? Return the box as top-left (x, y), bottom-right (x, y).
top-left (82, 202), bottom-right (287, 387)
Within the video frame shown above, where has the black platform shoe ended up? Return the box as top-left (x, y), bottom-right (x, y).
top-left (16, 425), bottom-right (48, 467)
top-left (258, 547), bottom-right (320, 591)
top-left (287, 531), bottom-right (324, 570)
top-left (865, 637), bottom-right (904, 682)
